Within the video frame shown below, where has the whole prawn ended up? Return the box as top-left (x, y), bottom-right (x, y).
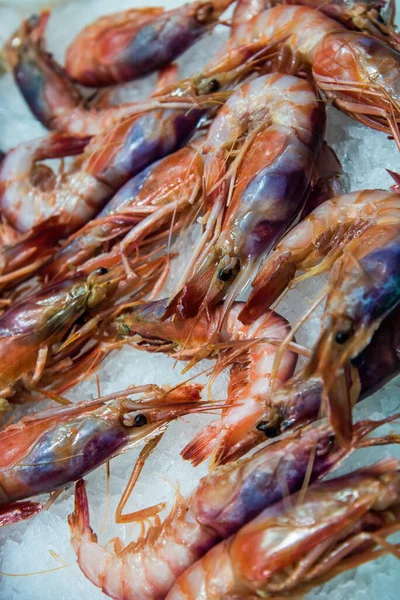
top-left (211, 5), bottom-right (400, 146)
top-left (0, 382), bottom-right (204, 523)
top-left (110, 298), bottom-right (297, 465)
top-left (0, 266), bottom-right (119, 401)
top-left (258, 303), bottom-right (400, 438)
top-left (167, 459), bottom-right (400, 599)
top-left (65, 0), bottom-right (234, 87)
top-left (69, 417), bottom-right (400, 600)
top-left (164, 73), bottom-right (326, 320)
top-left (233, 0), bottom-right (400, 48)
top-left (44, 140), bottom-right (204, 281)
top-left (241, 189), bottom-right (400, 323)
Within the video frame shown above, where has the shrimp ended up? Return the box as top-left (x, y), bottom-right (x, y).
top-left (304, 223), bottom-right (400, 442)
top-left (7, 12), bottom-right (198, 136)
top-left (0, 266), bottom-right (119, 401)
top-left (43, 140), bottom-right (204, 281)
top-left (70, 419), bottom-right (400, 600)
top-left (211, 5), bottom-right (400, 146)
top-left (240, 189), bottom-right (400, 324)
top-left (110, 299), bottom-right (297, 465)
top-left (257, 304), bottom-right (400, 437)
top-left (65, 0), bottom-right (234, 87)
top-left (164, 73), bottom-right (326, 321)
top-left (235, 0), bottom-right (400, 48)
top-left (167, 459), bottom-right (400, 599)
top-left (0, 383), bottom-right (204, 519)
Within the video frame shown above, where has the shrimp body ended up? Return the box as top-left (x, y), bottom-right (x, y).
top-left (7, 12), bottom-right (189, 136)
top-left (241, 189), bottom-right (400, 323)
top-left (167, 461), bottom-right (400, 599)
top-left (166, 73), bottom-right (325, 319)
top-left (45, 143), bottom-right (204, 279)
top-left (112, 300), bottom-right (297, 464)
top-left (70, 414), bottom-right (386, 599)
top-left (0, 384), bottom-right (202, 504)
top-left (65, 1), bottom-right (234, 87)
top-left (0, 268), bottom-right (117, 398)
top-left (219, 6), bottom-right (400, 144)
top-left (0, 133), bottom-right (109, 233)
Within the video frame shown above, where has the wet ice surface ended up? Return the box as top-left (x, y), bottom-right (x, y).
top-left (0, 0), bottom-right (400, 598)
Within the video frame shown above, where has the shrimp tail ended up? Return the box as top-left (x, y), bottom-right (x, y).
top-left (68, 479), bottom-right (97, 547)
top-left (0, 500), bottom-right (43, 527)
top-left (239, 252), bottom-right (296, 324)
top-left (181, 421), bottom-right (224, 466)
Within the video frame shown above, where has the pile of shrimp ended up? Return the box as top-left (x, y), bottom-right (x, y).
top-left (1, 0), bottom-right (400, 598)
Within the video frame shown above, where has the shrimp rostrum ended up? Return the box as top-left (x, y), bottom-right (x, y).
top-left (70, 415), bottom-right (400, 600)
top-left (167, 459), bottom-right (400, 599)
top-left (0, 382), bottom-right (204, 524)
top-left (165, 72), bottom-right (326, 320)
top-left (212, 5), bottom-right (400, 146)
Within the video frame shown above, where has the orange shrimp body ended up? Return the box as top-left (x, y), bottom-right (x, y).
top-left (65, 1), bottom-right (234, 87)
top-left (111, 299), bottom-right (297, 465)
top-left (44, 142), bottom-right (204, 280)
top-left (221, 5), bottom-right (400, 145)
top-left (70, 415), bottom-right (394, 600)
top-left (165, 73), bottom-right (325, 319)
top-left (241, 189), bottom-right (400, 323)
top-left (0, 384), bottom-right (203, 507)
top-left (167, 460), bottom-right (400, 599)
top-left (0, 267), bottom-right (117, 399)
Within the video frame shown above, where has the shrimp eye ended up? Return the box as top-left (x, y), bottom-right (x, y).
top-left (134, 414), bottom-right (147, 427)
top-left (195, 4), bottom-right (214, 23)
top-left (96, 267), bottom-right (109, 276)
top-left (206, 79), bottom-right (220, 93)
top-left (335, 330), bottom-right (351, 344)
top-left (256, 421), bottom-right (280, 438)
top-left (218, 268), bottom-right (233, 282)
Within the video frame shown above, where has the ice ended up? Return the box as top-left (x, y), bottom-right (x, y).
top-left (0, 1), bottom-right (400, 599)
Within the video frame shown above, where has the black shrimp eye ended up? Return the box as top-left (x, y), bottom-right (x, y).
top-left (256, 421), bottom-right (281, 438)
top-left (335, 330), bottom-right (351, 345)
top-left (207, 78), bottom-right (220, 93)
top-left (195, 4), bottom-right (214, 23)
top-left (134, 414), bottom-right (147, 427)
top-left (96, 267), bottom-right (108, 276)
top-left (218, 268), bottom-right (233, 282)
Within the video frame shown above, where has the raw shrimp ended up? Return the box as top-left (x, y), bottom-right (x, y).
top-left (167, 460), bottom-right (400, 599)
top-left (164, 73), bottom-right (325, 320)
top-left (0, 266), bottom-right (118, 401)
top-left (304, 223), bottom-right (400, 441)
top-left (211, 5), bottom-right (400, 146)
top-left (234, 0), bottom-right (400, 47)
top-left (111, 299), bottom-right (297, 465)
top-left (65, 0), bottom-right (234, 87)
top-left (240, 189), bottom-right (400, 324)
top-left (257, 304), bottom-right (400, 437)
top-left (70, 419), bottom-right (400, 600)
top-left (0, 383), bottom-right (204, 523)
top-left (8, 12), bottom-right (199, 136)
top-left (44, 140), bottom-right (204, 280)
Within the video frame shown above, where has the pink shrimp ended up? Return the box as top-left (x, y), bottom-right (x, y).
top-left (0, 382), bottom-right (204, 525)
top-left (110, 299), bottom-right (297, 465)
top-left (164, 72), bottom-right (326, 321)
top-left (210, 5), bottom-right (400, 146)
top-left (167, 459), bottom-right (400, 599)
top-left (69, 417), bottom-right (400, 599)
top-left (65, 0), bottom-right (234, 87)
